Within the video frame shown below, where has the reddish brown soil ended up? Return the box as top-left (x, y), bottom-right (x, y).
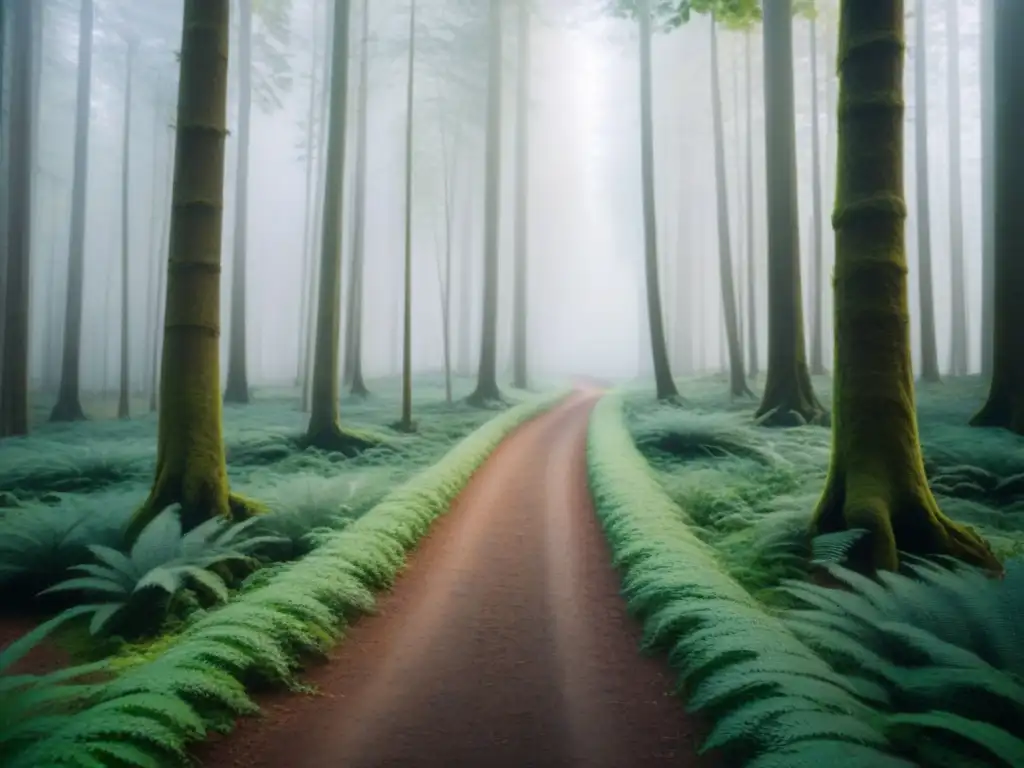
top-left (0, 616), bottom-right (72, 675)
top-left (197, 390), bottom-right (714, 768)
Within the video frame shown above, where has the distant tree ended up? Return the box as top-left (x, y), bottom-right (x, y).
top-left (117, 35), bottom-right (136, 420)
top-left (397, 0), bottom-right (418, 433)
top-left (812, 0), bottom-right (998, 573)
top-left (125, 0), bottom-right (263, 542)
top-left (979, 0), bottom-right (994, 379)
top-left (970, 0), bottom-right (1023, 435)
top-left (807, 5), bottom-right (825, 376)
top-left (944, 0), bottom-right (967, 377)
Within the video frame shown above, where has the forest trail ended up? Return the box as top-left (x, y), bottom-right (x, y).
top-left (198, 389), bottom-right (709, 768)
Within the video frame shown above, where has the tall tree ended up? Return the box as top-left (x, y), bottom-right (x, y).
top-left (978, 0), bottom-right (994, 379)
top-left (970, 0), bottom-right (1023, 435)
top-left (118, 37), bottom-right (136, 420)
top-left (511, 0), bottom-right (531, 390)
top-left (710, 16), bottom-right (750, 397)
top-left (224, 0), bottom-right (255, 403)
top-left (50, 0), bottom-right (94, 423)
top-left (0, 0), bottom-right (34, 438)
top-left (912, 0), bottom-right (939, 382)
top-left (812, 0), bottom-right (997, 572)
top-left (944, 0), bottom-right (968, 377)
top-left (466, 0), bottom-right (506, 406)
top-left (754, 0), bottom-right (823, 425)
top-left (744, 27), bottom-right (758, 378)
top-left (125, 0), bottom-right (262, 542)
top-left (397, 0), bottom-right (417, 432)
top-left (808, 10), bottom-right (825, 375)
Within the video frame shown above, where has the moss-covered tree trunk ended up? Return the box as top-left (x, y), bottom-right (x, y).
top-left (808, 14), bottom-right (825, 377)
top-left (811, 0), bottom-right (998, 573)
top-left (0, 0), bottom-right (34, 439)
top-left (118, 38), bottom-right (135, 420)
top-left (126, 0), bottom-right (261, 542)
top-left (945, 0), bottom-right (968, 377)
top-left (637, 0), bottom-right (678, 401)
top-left (970, 0), bottom-right (1024, 435)
top-left (511, 0), bottom-right (530, 392)
top-left (51, 0), bottom-right (93, 423)
top-left (744, 27), bottom-right (758, 379)
top-left (979, 0), bottom-right (995, 380)
top-left (754, 0), bottom-right (822, 426)
top-left (467, 0), bottom-right (504, 407)
top-left (397, 0), bottom-right (416, 432)
top-left (710, 18), bottom-right (750, 399)
top-left (346, 0), bottom-right (369, 398)
top-left (223, 0), bottom-right (252, 404)
top-left (912, 0), bottom-right (939, 383)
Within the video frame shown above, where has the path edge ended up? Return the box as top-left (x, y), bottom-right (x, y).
top-left (11, 389), bottom-right (572, 768)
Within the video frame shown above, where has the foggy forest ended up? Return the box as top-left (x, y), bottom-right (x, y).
top-left (0, 0), bottom-right (1022, 766)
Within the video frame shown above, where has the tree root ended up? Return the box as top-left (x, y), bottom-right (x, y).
top-left (466, 383), bottom-right (506, 409)
top-left (390, 418), bottom-right (418, 434)
top-left (970, 394), bottom-right (1024, 436)
top-left (50, 397), bottom-right (87, 423)
top-left (302, 422), bottom-right (380, 456)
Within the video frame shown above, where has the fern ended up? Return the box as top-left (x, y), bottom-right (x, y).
top-left (811, 528), bottom-right (869, 565)
top-left (10, 390), bottom-right (569, 767)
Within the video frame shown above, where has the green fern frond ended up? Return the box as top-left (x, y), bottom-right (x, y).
top-left (742, 740), bottom-right (917, 768)
top-left (886, 711), bottom-right (1024, 767)
top-left (811, 528), bottom-right (868, 565)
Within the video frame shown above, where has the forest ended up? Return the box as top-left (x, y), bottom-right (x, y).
top-left (0, 0), bottom-right (1022, 766)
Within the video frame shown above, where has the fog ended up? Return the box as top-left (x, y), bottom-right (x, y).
top-left (6, 0), bottom-right (989, 393)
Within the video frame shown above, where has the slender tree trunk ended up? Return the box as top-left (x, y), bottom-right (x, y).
top-left (118, 38), bottom-right (135, 420)
top-left (978, 0), bottom-right (995, 379)
top-left (143, 111), bottom-right (163, 400)
top-left (126, 0), bottom-right (258, 542)
top-left (971, 0), bottom-right (1024, 435)
top-left (0, 0), bottom-right (7, 391)
top-left (347, 0), bottom-right (370, 397)
top-left (149, 127), bottom-right (173, 413)
top-left (511, 0), bottom-right (531, 390)
top-left (710, 18), bottom-right (749, 398)
top-left (755, 0), bottom-right (822, 426)
top-left (914, 0), bottom-right (940, 382)
top-left (467, 0), bottom-right (505, 406)
top-left (744, 28), bottom-right (759, 378)
top-left (813, 0), bottom-right (998, 574)
top-left (945, 0), bottom-right (968, 376)
top-left (436, 107), bottom-right (456, 404)
top-left (456, 163), bottom-right (474, 377)
top-left (636, 0), bottom-right (678, 401)
top-left (397, 0), bottom-right (416, 432)
top-left (51, 0), bottom-right (93, 422)
top-left (224, 0), bottom-right (252, 403)
top-left (808, 14), bottom-right (825, 375)
top-left (0, 0), bottom-right (34, 438)
top-left (296, 0), bottom-right (320, 386)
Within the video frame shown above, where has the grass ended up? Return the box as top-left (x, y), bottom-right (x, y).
top-left (2, 383), bottom-right (569, 767)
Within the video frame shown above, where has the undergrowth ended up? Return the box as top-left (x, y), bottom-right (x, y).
top-left (2, 387), bottom-right (568, 767)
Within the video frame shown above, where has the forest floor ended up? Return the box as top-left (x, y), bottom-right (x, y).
top-left (195, 388), bottom-right (713, 768)
top-left (625, 372), bottom-right (1024, 599)
top-left (0, 374), bottom-right (538, 667)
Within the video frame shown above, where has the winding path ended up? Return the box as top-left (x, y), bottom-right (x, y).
top-left (198, 390), bottom-right (709, 767)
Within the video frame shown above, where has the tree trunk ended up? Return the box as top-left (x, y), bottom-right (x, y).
top-left (224, 0), bottom-right (252, 404)
top-left (808, 14), bottom-right (825, 376)
top-left (0, 0), bottom-right (34, 438)
top-left (511, 0), bottom-right (530, 391)
top-left (346, 0), bottom-right (370, 397)
top-left (51, 0), bottom-right (93, 422)
top-left (970, 0), bottom-right (1024, 435)
top-left (436, 104), bottom-right (457, 404)
top-left (149, 126), bottom-right (173, 413)
top-left (913, 0), bottom-right (940, 382)
top-left (125, 0), bottom-right (260, 543)
top-left (945, 0), bottom-right (968, 376)
top-left (754, 0), bottom-right (822, 426)
top-left (636, 0), bottom-right (678, 401)
top-left (118, 38), bottom-right (135, 420)
top-left (467, 0), bottom-right (505, 406)
top-left (397, 0), bottom-right (416, 432)
top-left (978, 0), bottom-right (995, 379)
top-left (710, 18), bottom-right (749, 398)
top-left (812, 0), bottom-right (998, 574)
top-left (744, 28), bottom-right (759, 378)
top-left (456, 165), bottom-right (474, 377)
top-left (304, 0), bottom-right (368, 452)
top-left (296, 0), bottom-right (320, 387)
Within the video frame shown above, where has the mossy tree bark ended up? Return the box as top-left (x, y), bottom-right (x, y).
top-left (0, 0), bottom-right (34, 438)
top-left (808, 14), bottom-right (826, 376)
top-left (118, 37), bottom-right (135, 420)
top-left (970, 0), bottom-right (1024, 435)
top-left (51, 0), bottom-right (93, 423)
top-left (467, 0), bottom-right (505, 407)
top-left (912, 0), bottom-right (940, 383)
top-left (346, 0), bottom-right (370, 398)
top-left (637, 0), bottom-right (678, 402)
top-left (811, 0), bottom-right (999, 573)
top-left (944, 0), bottom-right (968, 378)
top-left (744, 28), bottom-right (759, 379)
top-left (754, 0), bottom-right (822, 426)
top-left (709, 17), bottom-right (750, 399)
top-left (511, 0), bottom-right (531, 392)
top-left (223, 0), bottom-right (252, 404)
top-left (126, 0), bottom-right (261, 543)
top-left (978, 0), bottom-right (995, 380)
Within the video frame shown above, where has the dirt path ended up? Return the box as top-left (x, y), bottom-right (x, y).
top-left (199, 390), bottom-right (709, 767)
